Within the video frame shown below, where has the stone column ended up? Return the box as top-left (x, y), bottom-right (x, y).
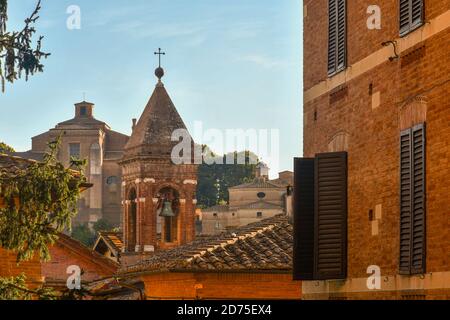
top-left (142, 178), bottom-right (156, 252)
top-left (178, 199), bottom-right (186, 244)
top-left (135, 178), bottom-right (142, 252)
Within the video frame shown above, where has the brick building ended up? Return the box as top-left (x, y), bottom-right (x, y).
top-left (119, 66), bottom-right (198, 265)
top-left (295, 0), bottom-right (450, 299)
top-left (111, 215), bottom-right (300, 300)
top-left (15, 101), bottom-right (129, 227)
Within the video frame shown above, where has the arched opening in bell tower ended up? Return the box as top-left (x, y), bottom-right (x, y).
top-left (127, 188), bottom-right (137, 251)
top-left (155, 187), bottom-right (180, 244)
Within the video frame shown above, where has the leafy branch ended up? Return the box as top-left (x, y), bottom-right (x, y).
top-left (0, 274), bottom-right (57, 300)
top-left (0, 137), bottom-right (86, 262)
top-left (0, 0), bottom-right (50, 92)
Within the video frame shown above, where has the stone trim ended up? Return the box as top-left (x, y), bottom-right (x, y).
top-left (302, 271), bottom-right (450, 295)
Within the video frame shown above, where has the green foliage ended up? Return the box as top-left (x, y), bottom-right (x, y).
top-left (196, 148), bottom-right (258, 208)
top-left (0, 273), bottom-right (57, 300)
top-left (0, 138), bottom-right (87, 262)
top-left (71, 218), bottom-right (114, 247)
top-left (93, 218), bottom-right (113, 233)
top-left (0, 141), bottom-right (14, 153)
top-left (71, 224), bottom-right (95, 247)
top-left (0, 0), bottom-right (50, 92)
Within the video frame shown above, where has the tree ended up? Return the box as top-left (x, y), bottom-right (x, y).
top-left (0, 274), bottom-right (56, 300)
top-left (0, 138), bottom-right (86, 262)
top-left (196, 148), bottom-right (258, 208)
top-left (71, 218), bottom-right (114, 247)
top-left (93, 218), bottom-right (113, 234)
top-left (71, 224), bottom-right (95, 247)
top-left (0, 141), bottom-right (14, 153)
top-left (0, 0), bottom-right (50, 92)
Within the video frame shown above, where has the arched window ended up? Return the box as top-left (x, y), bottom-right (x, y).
top-left (106, 176), bottom-right (118, 185)
top-left (106, 176), bottom-right (119, 192)
top-left (127, 188), bottom-right (137, 251)
top-left (155, 187), bottom-right (180, 243)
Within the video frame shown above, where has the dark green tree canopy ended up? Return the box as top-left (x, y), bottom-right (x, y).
top-left (0, 139), bottom-right (86, 262)
top-left (196, 147), bottom-right (259, 208)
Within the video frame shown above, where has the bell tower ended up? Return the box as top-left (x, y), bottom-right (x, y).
top-left (119, 50), bottom-right (198, 259)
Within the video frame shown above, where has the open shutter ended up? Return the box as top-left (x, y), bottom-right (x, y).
top-left (411, 124), bottom-right (426, 274)
top-left (399, 128), bottom-right (412, 274)
top-left (293, 158), bottom-right (315, 280)
top-left (399, 124), bottom-right (426, 275)
top-left (314, 152), bottom-right (347, 279)
top-left (328, 0), bottom-right (346, 75)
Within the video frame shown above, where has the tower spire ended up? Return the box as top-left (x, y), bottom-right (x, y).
top-left (154, 48), bottom-right (166, 81)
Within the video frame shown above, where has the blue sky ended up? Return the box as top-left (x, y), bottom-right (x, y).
top-left (0, 0), bottom-right (302, 176)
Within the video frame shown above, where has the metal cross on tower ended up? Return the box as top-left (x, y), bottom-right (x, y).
top-left (154, 48), bottom-right (165, 68)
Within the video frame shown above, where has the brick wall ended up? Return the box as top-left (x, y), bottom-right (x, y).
top-left (42, 237), bottom-right (117, 282)
top-left (0, 248), bottom-right (42, 285)
top-left (303, 1), bottom-right (450, 299)
top-left (142, 272), bottom-right (301, 300)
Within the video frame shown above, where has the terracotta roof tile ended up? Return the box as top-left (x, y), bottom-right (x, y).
top-left (120, 214), bottom-right (292, 274)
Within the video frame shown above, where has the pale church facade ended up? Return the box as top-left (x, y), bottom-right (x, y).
top-left (201, 164), bottom-right (294, 235)
top-left (16, 101), bottom-right (129, 227)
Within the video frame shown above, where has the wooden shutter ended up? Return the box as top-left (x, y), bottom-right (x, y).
top-left (328, 0), bottom-right (346, 75)
top-left (410, 124), bottom-right (426, 274)
top-left (336, 0), bottom-right (346, 70)
top-left (399, 124), bottom-right (426, 275)
top-left (327, 0), bottom-right (337, 74)
top-left (314, 152), bottom-right (347, 279)
top-left (293, 158), bottom-right (315, 280)
top-left (399, 128), bottom-right (412, 274)
top-left (400, 0), bottom-right (424, 36)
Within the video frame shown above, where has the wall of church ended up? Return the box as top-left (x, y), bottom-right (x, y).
top-left (229, 189), bottom-right (285, 207)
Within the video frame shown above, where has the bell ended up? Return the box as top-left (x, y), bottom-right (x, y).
top-left (159, 200), bottom-right (175, 217)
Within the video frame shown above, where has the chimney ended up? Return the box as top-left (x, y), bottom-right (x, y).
top-left (132, 118), bottom-right (137, 131)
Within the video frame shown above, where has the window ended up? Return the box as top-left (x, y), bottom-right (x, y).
top-left (80, 106), bottom-right (87, 116)
top-left (328, 0), bottom-right (347, 76)
top-left (69, 143), bottom-right (80, 160)
top-left (213, 213), bottom-right (218, 217)
top-left (399, 123), bottom-right (426, 275)
top-left (257, 212), bottom-right (262, 218)
top-left (107, 176), bottom-right (119, 193)
top-left (106, 176), bottom-right (119, 185)
top-left (400, 0), bottom-right (424, 36)
top-left (257, 192), bottom-right (266, 199)
top-left (293, 152), bottom-right (348, 280)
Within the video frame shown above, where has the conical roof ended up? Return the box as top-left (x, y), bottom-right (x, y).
top-left (123, 81), bottom-right (191, 159)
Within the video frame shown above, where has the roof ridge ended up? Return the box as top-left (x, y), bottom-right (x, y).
top-left (187, 223), bottom-right (277, 263)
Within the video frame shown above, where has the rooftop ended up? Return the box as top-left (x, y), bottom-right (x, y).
top-left (120, 214), bottom-right (292, 275)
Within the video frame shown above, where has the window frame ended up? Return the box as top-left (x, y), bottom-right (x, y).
top-left (68, 142), bottom-right (81, 160)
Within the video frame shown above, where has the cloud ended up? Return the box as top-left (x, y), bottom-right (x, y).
top-left (239, 54), bottom-right (286, 69)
